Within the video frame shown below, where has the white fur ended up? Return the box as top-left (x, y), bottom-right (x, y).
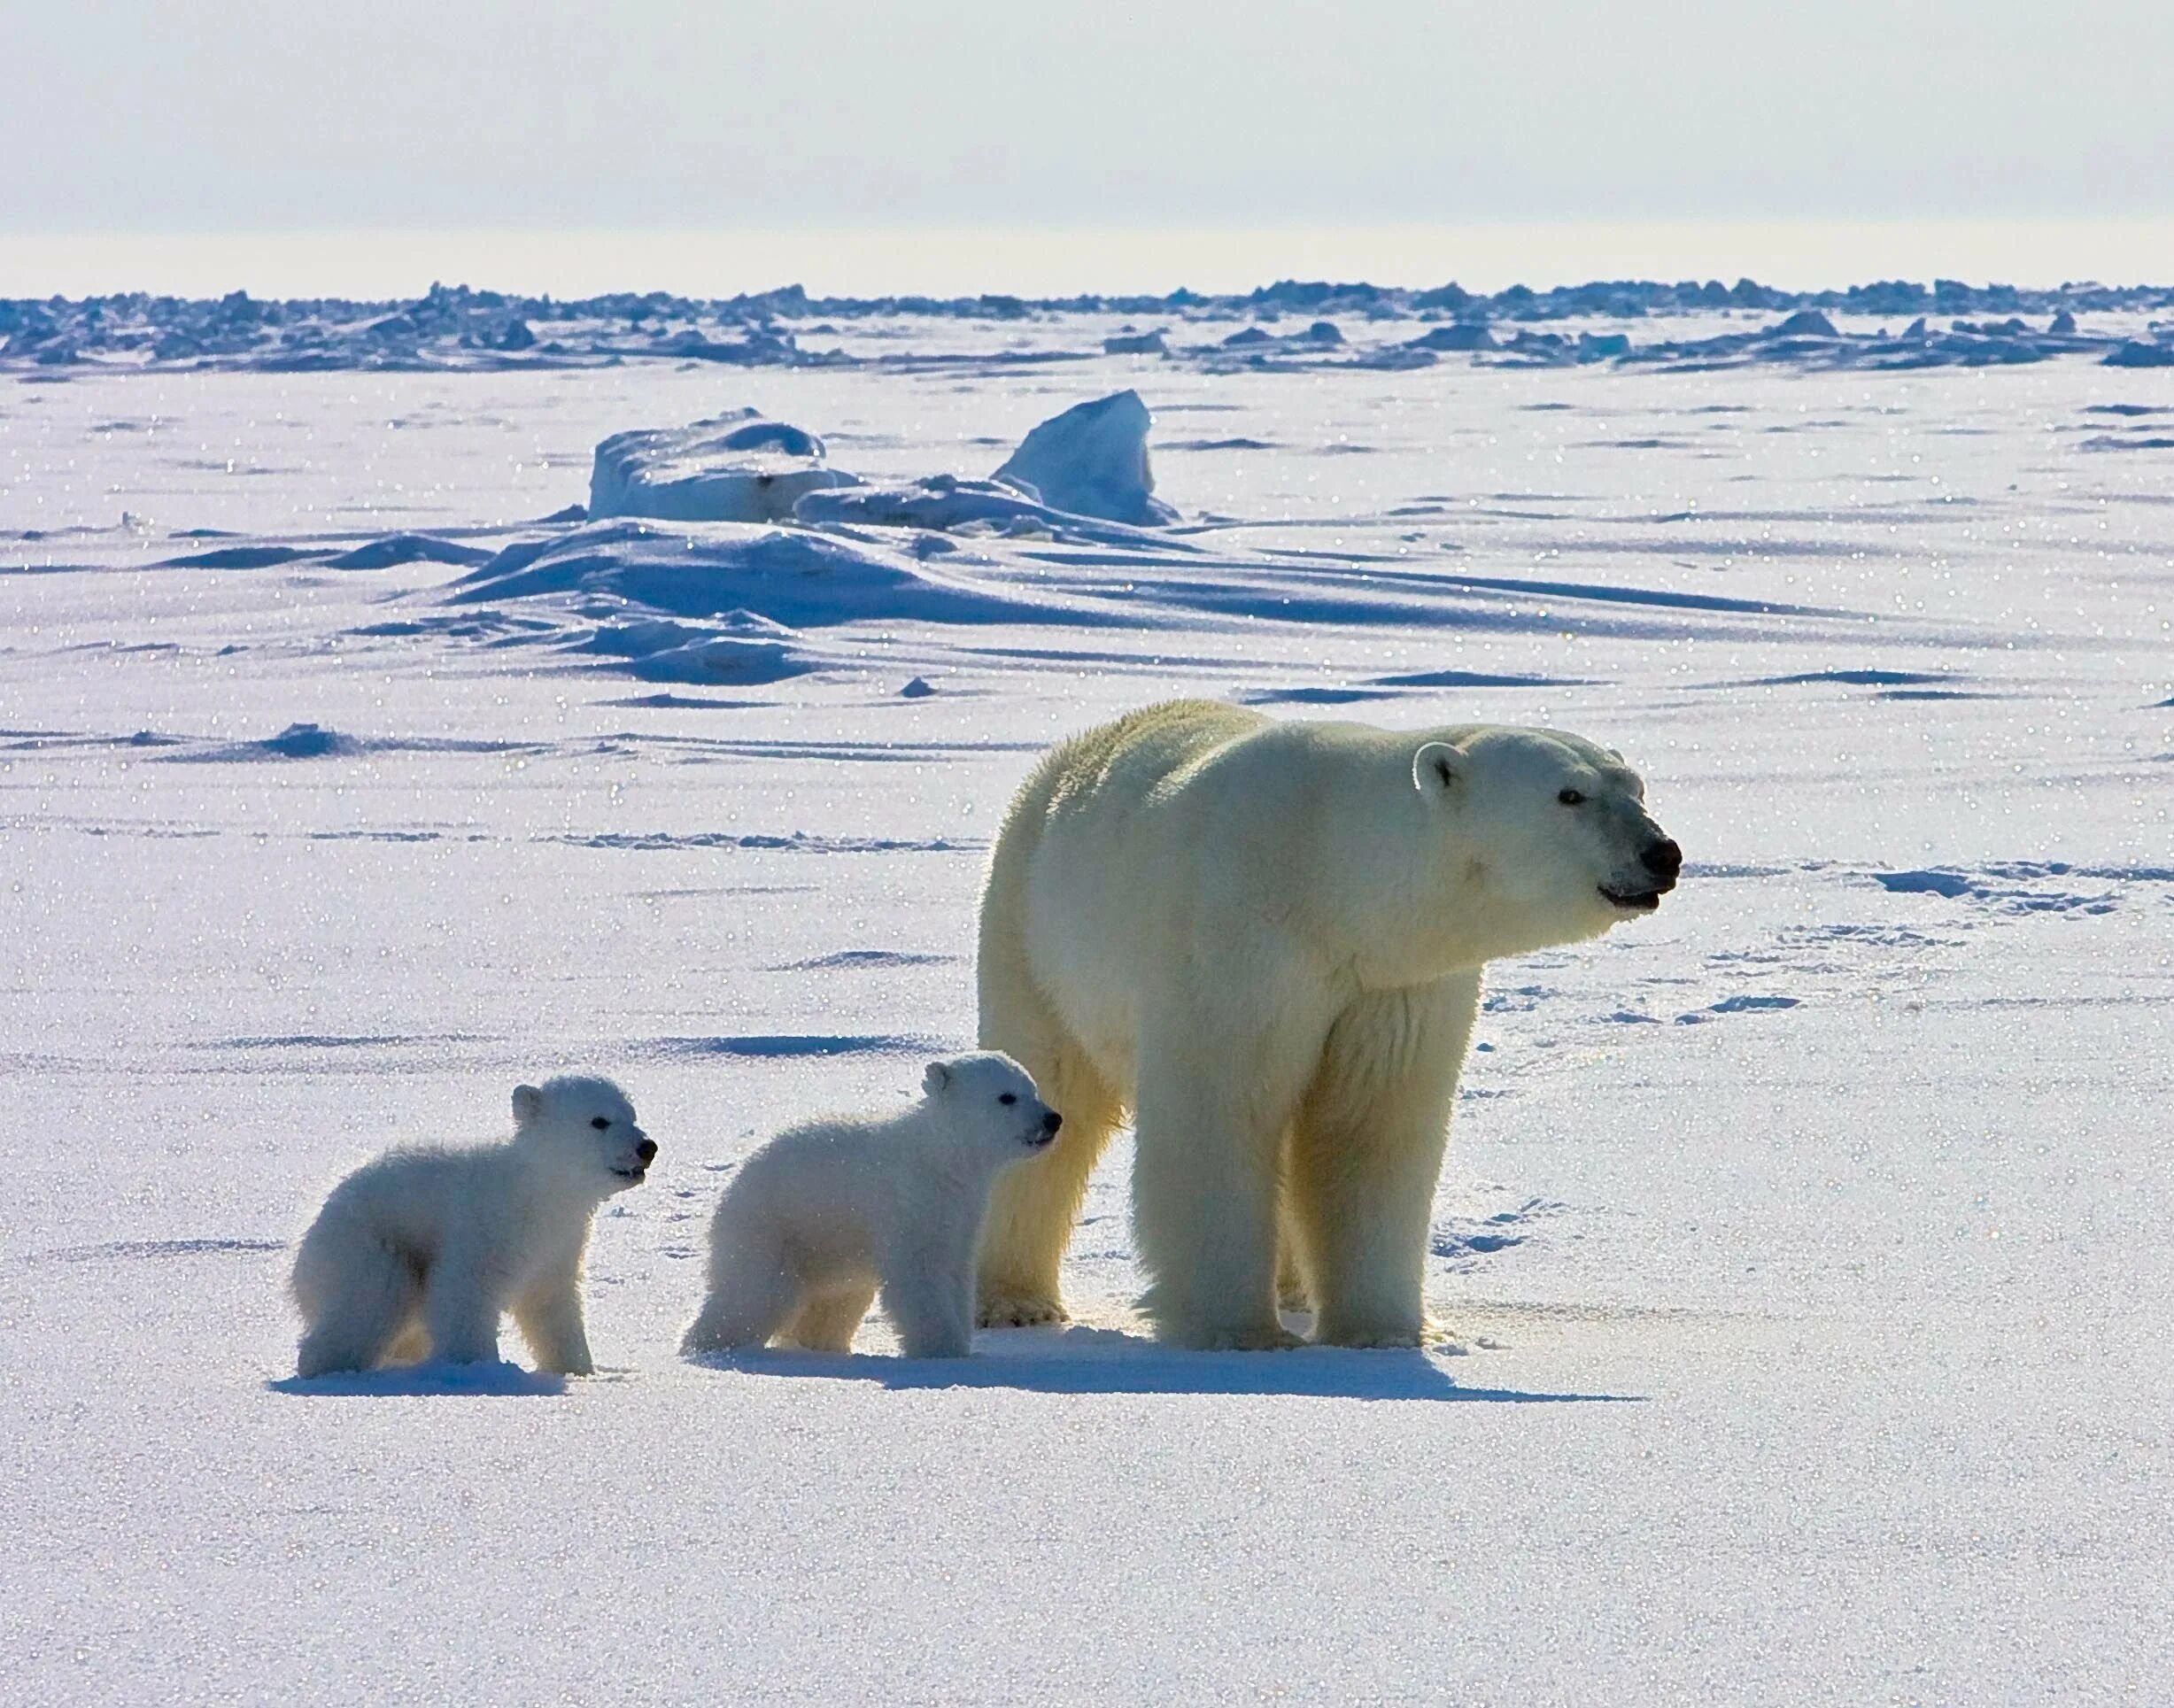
top-left (974, 699), bottom-right (1677, 1349)
top-left (290, 1076), bottom-right (654, 1378)
top-left (682, 1052), bottom-right (1059, 1360)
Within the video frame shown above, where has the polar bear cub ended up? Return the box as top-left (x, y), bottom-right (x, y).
top-left (682, 1053), bottom-right (1060, 1360)
top-left (290, 1076), bottom-right (655, 1379)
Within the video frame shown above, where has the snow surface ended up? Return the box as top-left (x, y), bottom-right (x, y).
top-left (3, 308), bottom-right (2173, 1704)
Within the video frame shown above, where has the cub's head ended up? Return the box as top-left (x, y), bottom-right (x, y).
top-left (1412, 725), bottom-right (1681, 958)
top-left (511, 1075), bottom-right (655, 1194)
top-left (921, 1051), bottom-right (1062, 1159)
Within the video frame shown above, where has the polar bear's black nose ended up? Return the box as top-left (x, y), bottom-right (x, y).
top-left (1041, 1110), bottom-right (1063, 1136)
top-left (1641, 838), bottom-right (1683, 881)
top-left (636, 1138), bottom-right (658, 1163)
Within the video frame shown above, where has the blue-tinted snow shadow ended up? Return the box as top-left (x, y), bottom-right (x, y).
top-left (694, 1324), bottom-right (1640, 1403)
top-left (267, 1360), bottom-right (567, 1398)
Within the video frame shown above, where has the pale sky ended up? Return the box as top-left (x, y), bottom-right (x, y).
top-left (7, 0), bottom-right (2171, 234)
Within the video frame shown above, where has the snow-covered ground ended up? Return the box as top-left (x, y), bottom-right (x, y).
top-left (3, 307), bottom-right (2171, 1703)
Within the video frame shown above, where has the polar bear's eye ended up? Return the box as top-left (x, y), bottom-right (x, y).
top-left (591, 1117), bottom-right (611, 1130)
top-left (1558, 789), bottom-right (1586, 807)
top-left (998, 1094), bottom-right (1017, 1106)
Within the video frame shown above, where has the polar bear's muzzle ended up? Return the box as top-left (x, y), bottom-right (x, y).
top-left (1600, 836), bottom-right (1683, 912)
top-left (611, 1134), bottom-right (659, 1184)
top-left (1022, 1109), bottom-right (1064, 1149)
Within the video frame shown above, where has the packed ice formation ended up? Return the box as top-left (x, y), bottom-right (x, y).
top-left (586, 410), bottom-right (861, 523)
top-left (992, 390), bottom-right (1176, 526)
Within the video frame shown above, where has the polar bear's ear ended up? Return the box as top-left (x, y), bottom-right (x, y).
top-left (923, 1060), bottom-right (952, 1096)
top-left (512, 1084), bottom-right (545, 1127)
top-left (1412, 741), bottom-right (1461, 795)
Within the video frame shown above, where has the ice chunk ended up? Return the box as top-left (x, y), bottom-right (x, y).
top-left (587, 410), bottom-right (862, 523)
top-left (1406, 323), bottom-right (1496, 352)
top-left (1768, 310), bottom-right (1840, 337)
top-left (992, 390), bottom-right (1176, 526)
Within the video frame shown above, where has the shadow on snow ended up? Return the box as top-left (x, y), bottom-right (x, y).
top-left (690, 1323), bottom-right (1641, 1403)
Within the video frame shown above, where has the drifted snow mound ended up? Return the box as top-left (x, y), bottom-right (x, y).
top-left (992, 390), bottom-right (1176, 526)
top-left (794, 472), bottom-right (1190, 549)
top-left (572, 615), bottom-right (809, 685)
top-left (446, 520), bottom-right (1041, 629)
top-left (587, 410), bottom-right (862, 523)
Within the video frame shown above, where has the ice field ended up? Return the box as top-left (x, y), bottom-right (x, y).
top-left (3, 289), bottom-right (2171, 1701)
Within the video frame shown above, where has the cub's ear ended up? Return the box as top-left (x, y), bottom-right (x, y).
top-left (1412, 740), bottom-right (1461, 795)
top-left (922, 1060), bottom-right (953, 1096)
top-left (512, 1084), bottom-right (545, 1126)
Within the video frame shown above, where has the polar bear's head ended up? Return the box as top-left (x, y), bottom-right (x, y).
top-left (511, 1075), bottom-right (656, 1195)
top-left (1411, 725), bottom-right (1681, 962)
top-left (922, 1051), bottom-right (1062, 1159)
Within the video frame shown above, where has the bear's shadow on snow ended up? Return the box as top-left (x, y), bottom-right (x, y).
top-left (267, 1360), bottom-right (569, 1398)
top-left (694, 1325), bottom-right (1642, 1403)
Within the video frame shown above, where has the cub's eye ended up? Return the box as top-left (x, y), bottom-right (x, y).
top-left (998, 1093), bottom-right (1017, 1106)
top-left (591, 1117), bottom-right (610, 1130)
top-left (1558, 789), bottom-right (1586, 807)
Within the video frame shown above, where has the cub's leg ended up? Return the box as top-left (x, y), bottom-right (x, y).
top-left (422, 1243), bottom-right (504, 1366)
top-left (682, 1233), bottom-right (800, 1356)
top-left (293, 1231), bottom-right (421, 1379)
top-left (879, 1225), bottom-right (977, 1358)
top-left (514, 1268), bottom-right (595, 1376)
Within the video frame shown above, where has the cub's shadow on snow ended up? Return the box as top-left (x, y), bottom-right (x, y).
top-left (695, 1324), bottom-right (1641, 1403)
top-left (267, 1361), bottom-right (569, 1398)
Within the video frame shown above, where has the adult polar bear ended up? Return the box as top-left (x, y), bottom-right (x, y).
top-left (975, 699), bottom-right (1681, 1349)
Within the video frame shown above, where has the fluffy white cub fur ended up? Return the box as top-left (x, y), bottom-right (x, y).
top-left (290, 1076), bottom-right (654, 1378)
top-left (682, 1052), bottom-right (1059, 1360)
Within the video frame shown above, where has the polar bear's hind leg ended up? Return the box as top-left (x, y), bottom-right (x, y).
top-left (779, 1282), bottom-right (877, 1353)
top-left (682, 1239), bottom-right (800, 1356)
top-left (293, 1234), bottom-right (422, 1379)
top-left (975, 899), bottom-right (1124, 1328)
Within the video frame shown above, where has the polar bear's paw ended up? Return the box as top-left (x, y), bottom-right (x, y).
top-left (1315, 1316), bottom-right (1466, 1351)
top-left (978, 1289), bottom-right (1070, 1329)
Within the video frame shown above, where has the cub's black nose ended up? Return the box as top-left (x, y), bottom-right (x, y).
top-left (1041, 1110), bottom-right (1063, 1135)
top-left (636, 1138), bottom-right (659, 1163)
top-left (1642, 838), bottom-right (1683, 880)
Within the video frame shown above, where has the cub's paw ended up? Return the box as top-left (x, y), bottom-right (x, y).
top-left (978, 1291), bottom-right (1070, 1329)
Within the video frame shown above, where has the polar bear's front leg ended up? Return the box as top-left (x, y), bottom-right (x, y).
top-left (422, 1246), bottom-right (504, 1366)
top-left (879, 1215), bottom-right (981, 1358)
top-left (1131, 1007), bottom-right (1323, 1351)
top-left (1290, 971), bottom-right (1479, 1348)
top-left (514, 1270), bottom-right (595, 1376)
